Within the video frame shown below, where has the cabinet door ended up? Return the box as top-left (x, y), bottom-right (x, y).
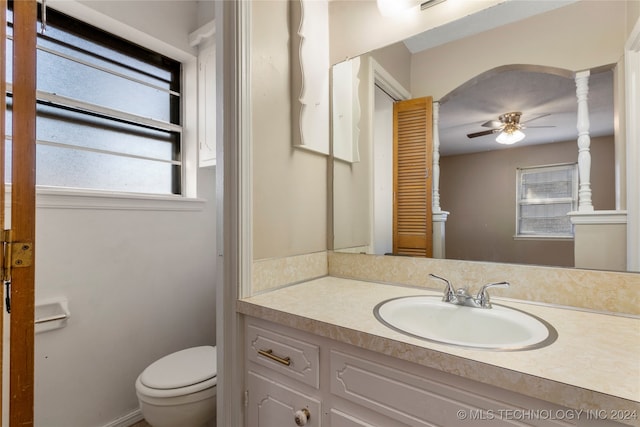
top-left (198, 42), bottom-right (216, 167)
top-left (248, 371), bottom-right (321, 427)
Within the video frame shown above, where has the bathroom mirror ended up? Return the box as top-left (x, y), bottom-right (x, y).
top-left (331, 0), bottom-right (633, 271)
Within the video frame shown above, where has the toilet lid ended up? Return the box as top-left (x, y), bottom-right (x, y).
top-left (140, 346), bottom-right (217, 390)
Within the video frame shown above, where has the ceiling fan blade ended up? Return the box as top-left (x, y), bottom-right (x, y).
top-left (524, 125), bottom-right (556, 129)
top-left (481, 120), bottom-right (502, 128)
top-left (467, 129), bottom-right (497, 138)
top-left (521, 113), bottom-right (550, 124)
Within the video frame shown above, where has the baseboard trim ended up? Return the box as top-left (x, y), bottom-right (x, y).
top-left (102, 409), bottom-right (144, 427)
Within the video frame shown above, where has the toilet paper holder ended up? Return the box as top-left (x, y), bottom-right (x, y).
top-left (35, 297), bottom-right (70, 333)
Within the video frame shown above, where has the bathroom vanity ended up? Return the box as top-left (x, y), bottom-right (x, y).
top-left (238, 276), bottom-right (640, 427)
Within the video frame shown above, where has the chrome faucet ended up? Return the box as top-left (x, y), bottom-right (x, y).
top-left (429, 273), bottom-right (456, 302)
top-left (429, 274), bottom-right (510, 309)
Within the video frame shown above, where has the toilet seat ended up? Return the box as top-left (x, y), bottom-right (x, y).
top-left (137, 345), bottom-right (217, 399)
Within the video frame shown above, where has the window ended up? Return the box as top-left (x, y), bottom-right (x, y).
top-left (5, 3), bottom-right (183, 195)
top-left (516, 163), bottom-right (578, 238)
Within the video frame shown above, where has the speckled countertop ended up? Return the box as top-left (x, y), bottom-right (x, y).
top-left (238, 276), bottom-right (640, 426)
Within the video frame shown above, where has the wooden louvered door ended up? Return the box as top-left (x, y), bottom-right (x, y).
top-left (393, 97), bottom-right (433, 257)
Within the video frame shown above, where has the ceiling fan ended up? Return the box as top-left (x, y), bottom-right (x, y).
top-left (466, 112), bottom-right (553, 145)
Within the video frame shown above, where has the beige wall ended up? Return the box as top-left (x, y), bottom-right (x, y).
top-left (370, 42), bottom-right (412, 91)
top-left (628, 0), bottom-right (640, 32)
top-left (252, 1), bottom-right (328, 260)
top-left (440, 136), bottom-right (615, 267)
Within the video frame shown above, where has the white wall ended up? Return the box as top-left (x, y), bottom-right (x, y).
top-left (76, 0), bottom-right (210, 55)
top-left (7, 2), bottom-right (217, 426)
top-left (33, 170), bottom-right (216, 427)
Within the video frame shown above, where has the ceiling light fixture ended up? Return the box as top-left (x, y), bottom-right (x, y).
top-left (377, 0), bottom-right (421, 17)
top-left (496, 123), bottom-right (525, 145)
top-left (420, 0), bottom-right (447, 10)
top-left (377, 0), bottom-right (446, 17)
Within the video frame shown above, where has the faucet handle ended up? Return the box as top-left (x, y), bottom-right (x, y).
top-left (429, 274), bottom-right (455, 302)
top-left (476, 281), bottom-right (510, 308)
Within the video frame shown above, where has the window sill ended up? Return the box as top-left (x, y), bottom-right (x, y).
top-left (6, 185), bottom-right (206, 211)
top-left (513, 235), bottom-right (574, 241)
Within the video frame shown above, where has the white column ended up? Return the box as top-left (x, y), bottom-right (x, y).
top-left (575, 70), bottom-right (593, 212)
top-left (431, 101), bottom-right (449, 258)
top-left (625, 17), bottom-right (640, 271)
top-left (432, 101), bottom-right (441, 213)
top-left (570, 211), bottom-right (627, 271)
top-left (432, 211), bottom-right (449, 259)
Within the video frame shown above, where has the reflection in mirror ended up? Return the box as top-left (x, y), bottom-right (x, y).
top-left (438, 66), bottom-right (614, 268)
top-left (332, 57), bottom-right (361, 163)
top-left (332, 1), bottom-right (633, 271)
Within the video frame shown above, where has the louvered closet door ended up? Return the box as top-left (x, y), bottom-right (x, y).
top-left (393, 97), bottom-right (433, 257)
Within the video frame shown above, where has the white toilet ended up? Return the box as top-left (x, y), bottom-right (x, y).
top-left (135, 346), bottom-right (217, 427)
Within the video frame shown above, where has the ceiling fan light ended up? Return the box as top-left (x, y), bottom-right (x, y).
top-left (496, 129), bottom-right (525, 145)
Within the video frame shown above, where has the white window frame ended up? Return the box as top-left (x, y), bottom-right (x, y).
top-left (515, 163), bottom-right (578, 240)
top-left (18, 0), bottom-right (201, 210)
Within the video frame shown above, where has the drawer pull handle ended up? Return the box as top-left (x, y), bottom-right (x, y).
top-left (258, 348), bottom-right (291, 366)
top-left (295, 408), bottom-right (310, 426)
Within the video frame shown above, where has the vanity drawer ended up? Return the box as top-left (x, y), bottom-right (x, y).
top-left (246, 323), bottom-right (320, 388)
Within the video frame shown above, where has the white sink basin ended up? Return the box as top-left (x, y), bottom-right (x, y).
top-left (374, 296), bottom-right (557, 351)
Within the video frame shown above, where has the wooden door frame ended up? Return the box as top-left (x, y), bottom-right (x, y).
top-left (5, 1), bottom-right (37, 425)
top-left (0, 0), bottom-right (6, 420)
top-left (368, 58), bottom-right (410, 254)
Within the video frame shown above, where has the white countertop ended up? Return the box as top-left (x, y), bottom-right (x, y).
top-left (238, 276), bottom-right (640, 426)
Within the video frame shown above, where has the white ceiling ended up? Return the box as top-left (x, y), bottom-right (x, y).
top-left (437, 67), bottom-right (614, 156)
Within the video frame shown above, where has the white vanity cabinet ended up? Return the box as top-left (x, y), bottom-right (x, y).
top-left (244, 317), bottom-right (627, 427)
